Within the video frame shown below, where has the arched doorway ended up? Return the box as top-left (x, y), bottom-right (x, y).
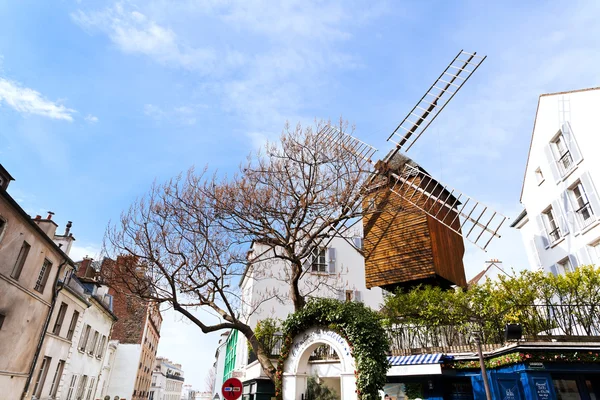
top-left (282, 327), bottom-right (356, 400)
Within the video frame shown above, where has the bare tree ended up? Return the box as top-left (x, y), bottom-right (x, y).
top-left (104, 121), bottom-right (371, 382)
top-left (204, 366), bottom-right (216, 393)
top-left (207, 121), bottom-right (370, 310)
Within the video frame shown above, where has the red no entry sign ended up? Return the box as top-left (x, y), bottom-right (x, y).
top-left (222, 377), bottom-right (243, 400)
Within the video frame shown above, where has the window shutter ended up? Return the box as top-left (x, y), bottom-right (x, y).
top-left (552, 200), bottom-right (569, 236)
top-left (328, 248), bottom-right (336, 273)
top-left (560, 190), bottom-right (577, 233)
top-left (354, 290), bottom-right (362, 303)
top-left (529, 239), bottom-right (542, 270)
top-left (535, 214), bottom-right (551, 249)
top-left (580, 172), bottom-right (600, 220)
top-left (544, 145), bottom-right (560, 183)
top-left (577, 247), bottom-right (592, 267)
top-left (568, 254), bottom-right (579, 271)
top-left (549, 264), bottom-right (559, 276)
top-left (562, 122), bottom-right (583, 165)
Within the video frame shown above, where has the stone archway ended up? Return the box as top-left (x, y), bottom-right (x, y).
top-left (282, 327), bottom-right (356, 400)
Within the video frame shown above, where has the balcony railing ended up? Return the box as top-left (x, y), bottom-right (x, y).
top-left (387, 304), bottom-right (600, 356)
top-left (576, 202), bottom-right (595, 229)
top-left (557, 151), bottom-right (574, 176)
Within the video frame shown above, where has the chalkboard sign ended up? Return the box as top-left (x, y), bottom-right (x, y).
top-left (498, 379), bottom-right (522, 400)
top-left (532, 377), bottom-right (552, 400)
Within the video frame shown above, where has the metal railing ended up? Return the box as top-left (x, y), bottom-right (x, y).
top-left (387, 304), bottom-right (600, 356)
top-left (557, 151), bottom-right (573, 176)
top-left (575, 202), bottom-right (594, 229)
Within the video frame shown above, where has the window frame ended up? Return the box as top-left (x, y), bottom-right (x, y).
top-left (33, 356), bottom-right (52, 399)
top-left (569, 180), bottom-right (595, 230)
top-left (557, 257), bottom-right (573, 274)
top-left (535, 167), bottom-right (545, 185)
top-left (34, 258), bottom-right (53, 293)
top-left (87, 331), bottom-right (99, 356)
top-left (0, 216), bottom-right (6, 244)
top-left (49, 359), bottom-right (65, 398)
top-left (11, 241), bottom-right (31, 280)
top-left (78, 325), bottom-right (91, 352)
top-left (310, 247), bottom-right (327, 273)
top-left (66, 311), bottom-right (79, 340)
top-left (75, 375), bottom-right (87, 400)
top-left (66, 375), bottom-right (78, 400)
top-left (52, 302), bottom-right (68, 336)
top-left (542, 207), bottom-right (562, 243)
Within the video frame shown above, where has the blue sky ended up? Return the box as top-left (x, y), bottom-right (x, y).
top-left (2, 0), bottom-right (600, 390)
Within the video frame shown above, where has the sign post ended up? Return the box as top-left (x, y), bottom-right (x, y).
top-left (222, 378), bottom-right (243, 400)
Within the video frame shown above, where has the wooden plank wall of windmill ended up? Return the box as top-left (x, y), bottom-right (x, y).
top-left (362, 175), bottom-right (466, 291)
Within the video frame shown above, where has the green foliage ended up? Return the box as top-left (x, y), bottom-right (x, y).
top-left (451, 350), bottom-right (600, 369)
top-left (382, 266), bottom-right (600, 343)
top-left (248, 318), bottom-right (281, 356)
top-left (275, 298), bottom-right (390, 400)
top-left (306, 375), bottom-right (338, 400)
top-left (403, 383), bottom-right (423, 400)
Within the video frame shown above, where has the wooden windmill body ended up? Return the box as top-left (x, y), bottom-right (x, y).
top-left (320, 50), bottom-right (507, 291)
top-left (363, 152), bottom-right (466, 292)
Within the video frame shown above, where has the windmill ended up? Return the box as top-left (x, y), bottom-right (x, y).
top-left (320, 50), bottom-right (507, 291)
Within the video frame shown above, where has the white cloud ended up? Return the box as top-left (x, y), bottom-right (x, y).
top-left (68, 244), bottom-right (102, 262)
top-left (0, 78), bottom-right (76, 121)
top-left (144, 103), bottom-right (207, 125)
top-left (71, 4), bottom-right (242, 74)
top-left (85, 114), bottom-right (99, 123)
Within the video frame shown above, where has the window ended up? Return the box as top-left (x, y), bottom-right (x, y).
top-left (542, 207), bottom-right (562, 243)
top-left (535, 168), bottom-right (544, 185)
top-left (49, 360), bottom-right (65, 398)
top-left (33, 356), bottom-right (51, 398)
top-left (78, 325), bottom-right (91, 352)
top-left (34, 258), bottom-right (53, 293)
top-left (52, 303), bottom-right (68, 336)
top-left (558, 257), bottom-right (574, 274)
top-left (87, 331), bottom-right (99, 355)
top-left (66, 311), bottom-right (79, 340)
top-left (570, 181), bottom-right (595, 229)
top-left (96, 335), bottom-right (106, 358)
top-left (552, 133), bottom-right (573, 176)
top-left (310, 248), bottom-right (326, 273)
top-left (589, 241), bottom-right (600, 266)
top-left (75, 375), bottom-right (87, 400)
top-left (11, 241), bottom-right (31, 280)
top-left (66, 375), bottom-right (78, 400)
top-left (345, 290), bottom-right (353, 302)
top-left (0, 217), bottom-right (6, 243)
top-left (0, 313), bottom-right (4, 330)
top-left (85, 377), bottom-right (95, 400)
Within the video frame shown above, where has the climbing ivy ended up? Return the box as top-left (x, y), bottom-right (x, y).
top-left (274, 298), bottom-right (390, 400)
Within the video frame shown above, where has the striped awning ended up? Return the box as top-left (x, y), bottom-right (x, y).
top-left (388, 354), bottom-right (444, 366)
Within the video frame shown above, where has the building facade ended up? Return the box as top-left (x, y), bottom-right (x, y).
top-left (512, 87), bottom-right (600, 274)
top-left (149, 356), bottom-right (185, 400)
top-left (216, 233), bottom-right (384, 399)
top-left (0, 165), bottom-right (76, 400)
top-left (102, 257), bottom-right (163, 400)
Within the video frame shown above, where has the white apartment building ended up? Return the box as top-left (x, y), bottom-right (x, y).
top-left (512, 87), bottom-right (600, 274)
top-left (149, 357), bottom-right (185, 400)
top-left (220, 232), bottom-right (384, 399)
top-left (28, 263), bottom-right (117, 400)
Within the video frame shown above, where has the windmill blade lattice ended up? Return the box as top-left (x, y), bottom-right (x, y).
top-left (388, 164), bottom-right (506, 251)
top-left (386, 50), bottom-right (486, 157)
top-left (319, 125), bottom-right (378, 167)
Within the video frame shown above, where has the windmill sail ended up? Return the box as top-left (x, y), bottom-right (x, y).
top-left (319, 125), bottom-right (378, 167)
top-left (385, 50), bottom-right (486, 159)
top-left (388, 164), bottom-right (506, 251)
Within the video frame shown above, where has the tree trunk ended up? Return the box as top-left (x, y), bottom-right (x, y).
top-left (241, 326), bottom-right (277, 382)
top-left (290, 261), bottom-right (306, 311)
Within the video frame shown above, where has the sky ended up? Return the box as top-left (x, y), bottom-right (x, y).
top-left (2, 0), bottom-right (600, 390)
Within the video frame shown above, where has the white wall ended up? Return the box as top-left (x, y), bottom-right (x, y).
top-left (105, 343), bottom-right (142, 399)
top-left (235, 232), bottom-right (384, 382)
top-left (519, 89), bottom-right (600, 274)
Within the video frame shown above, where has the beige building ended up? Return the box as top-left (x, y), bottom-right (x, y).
top-left (0, 164), bottom-right (76, 400)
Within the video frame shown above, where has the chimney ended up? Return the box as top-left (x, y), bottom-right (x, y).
top-left (76, 256), bottom-right (95, 279)
top-left (33, 212), bottom-right (59, 238)
top-left (54, 221), bottom-right (76, 256)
